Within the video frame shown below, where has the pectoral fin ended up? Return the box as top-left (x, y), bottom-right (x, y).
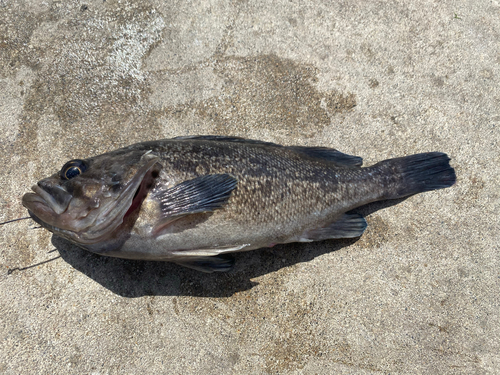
top-left (300, 213), bottom-right (367, 241)
top-left (152, 174), bottom-right (237, 236)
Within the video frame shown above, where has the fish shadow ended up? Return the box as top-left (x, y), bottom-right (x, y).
top-left (54, 198), bottom-right (406, 298)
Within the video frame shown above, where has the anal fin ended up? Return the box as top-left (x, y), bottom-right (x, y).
top-left (171, 244), bottom-right (250, 257)
top-left (173, 254), bottom-right (235, 273)
top-left (300, 213), bottom-right (367, 241)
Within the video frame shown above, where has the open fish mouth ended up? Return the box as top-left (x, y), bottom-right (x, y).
top-left (22, 155), bottom-right (161, 245)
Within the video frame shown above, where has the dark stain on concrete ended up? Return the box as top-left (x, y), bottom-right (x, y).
top-left (157, 54), bottom-right (356, 138)
top-left (0, 8), bottom-right (42, 78)
top-left (369, 78), bottom-right (379, 88)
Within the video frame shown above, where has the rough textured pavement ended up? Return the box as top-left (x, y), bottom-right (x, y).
top-left (1, 0), bottom-right (499, 374)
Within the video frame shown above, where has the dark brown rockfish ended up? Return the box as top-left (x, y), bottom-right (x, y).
top-left (22, 136), bottom-right (456, 272)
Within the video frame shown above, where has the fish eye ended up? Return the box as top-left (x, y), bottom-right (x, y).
top-left (60, 160), bottom-right (87, 180)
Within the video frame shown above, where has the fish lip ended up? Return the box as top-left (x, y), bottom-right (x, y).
top-left (22, 190), bottom-right (53, 215)
top-left (23, 189), bottom-right (47, 207)
top-left (23, 183), bottom-right (72, 217)
top-left (22, 191), bottom-right (62, 234)
top-left (32, 184), bottom-right (70, 215)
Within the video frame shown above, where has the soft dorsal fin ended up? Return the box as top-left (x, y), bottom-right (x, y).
top-left (287, 146), bottom-right (362, 167)
top-left (174, 135), bottom-right (362, 167)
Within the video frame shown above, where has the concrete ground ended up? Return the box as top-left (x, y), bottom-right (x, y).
top-left (1, 0), bottom-right (498, 373)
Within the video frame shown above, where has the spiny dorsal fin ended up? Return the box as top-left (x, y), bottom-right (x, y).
top-left (173, 135), bottom-right (362, 167)
top-left (174, 135), bottom-right (281, 147)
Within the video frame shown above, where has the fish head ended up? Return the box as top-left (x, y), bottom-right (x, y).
top-left (22, 148), bottom-right (162, 249)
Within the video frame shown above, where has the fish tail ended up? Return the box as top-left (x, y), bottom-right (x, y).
top-left (373, 152), bottom-right (456, 200)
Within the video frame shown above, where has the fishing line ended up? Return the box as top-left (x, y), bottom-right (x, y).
top-left (7, 256), bottom-right (62, 275)
top-left (0, 217), bottom-right (31, 226)
top-left (1, 217), bottom-right (57, 273)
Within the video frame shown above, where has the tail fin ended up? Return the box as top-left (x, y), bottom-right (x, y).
top-left (374, 152), bottom-right (456, 200)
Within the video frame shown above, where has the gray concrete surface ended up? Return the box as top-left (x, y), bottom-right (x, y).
top-left (0, 0), bottom-right (499, 373)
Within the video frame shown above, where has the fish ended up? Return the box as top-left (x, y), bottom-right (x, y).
top-left (22, 136), bottom-right (456, 272)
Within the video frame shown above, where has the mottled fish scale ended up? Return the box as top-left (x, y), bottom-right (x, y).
top-left (132, 140), bottom-right (355, 230)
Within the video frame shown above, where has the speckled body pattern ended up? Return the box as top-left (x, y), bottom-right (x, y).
top-left (117, 139), bottom-right (381, 259)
